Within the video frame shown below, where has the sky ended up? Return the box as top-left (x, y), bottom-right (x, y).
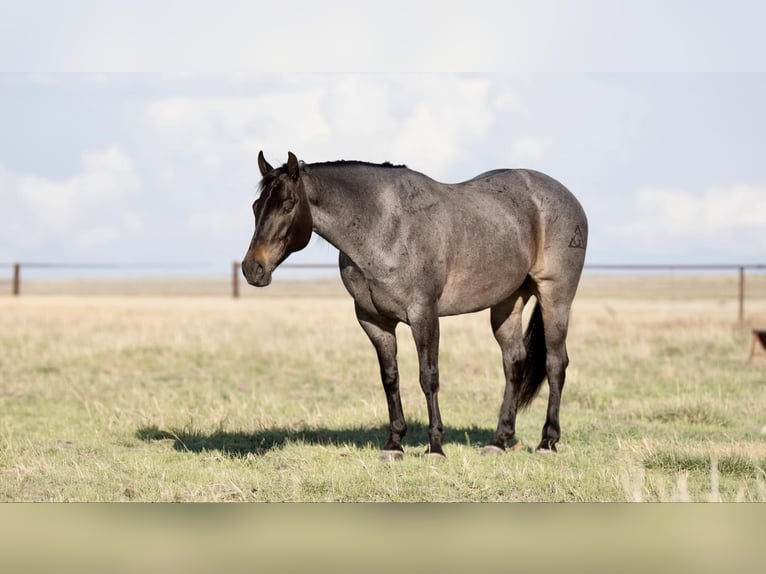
top-left (1, 1), bottom-right (765, 276)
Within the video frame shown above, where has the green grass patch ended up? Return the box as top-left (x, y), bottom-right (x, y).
top-left (650, 403), bottom-right (733, 427)
top-left (643, 451), bottom-right (764, 478)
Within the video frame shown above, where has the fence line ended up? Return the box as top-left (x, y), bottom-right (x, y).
top-left (3, 261), bottom-right (766, 323)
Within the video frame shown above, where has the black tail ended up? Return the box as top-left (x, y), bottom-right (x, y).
top-left (515, 302), bottom-right (548, 410)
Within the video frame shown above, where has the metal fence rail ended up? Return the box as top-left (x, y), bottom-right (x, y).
top-left (3, 261), bottom-right (766, 323)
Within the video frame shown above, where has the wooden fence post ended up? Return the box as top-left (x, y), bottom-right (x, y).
top-left (12, 263), bottom-right (20, 296)
top-left (232, 261), bottom-right (240, 299)
top-left (738, 266), bottom-right (745, 324)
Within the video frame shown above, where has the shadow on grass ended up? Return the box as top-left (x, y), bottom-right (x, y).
top-left (136, 422), bottom-right (496, 457)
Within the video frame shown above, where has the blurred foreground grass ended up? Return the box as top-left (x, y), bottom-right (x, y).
top-left (1, 504), bottom-right (764, 574)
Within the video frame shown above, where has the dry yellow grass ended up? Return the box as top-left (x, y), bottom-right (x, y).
top-left (1, 273), bottom-right (765, 501)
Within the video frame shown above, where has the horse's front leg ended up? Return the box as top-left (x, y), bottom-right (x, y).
top-left (408, 305), bottom-right (445, 458)
top-left (355, 305), bottom-right (406, 460)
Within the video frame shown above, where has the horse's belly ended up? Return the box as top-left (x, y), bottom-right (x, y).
top-left (437, 265), bottom-right (529, 316)
top-left (435, 212), bottom-right (534, 315)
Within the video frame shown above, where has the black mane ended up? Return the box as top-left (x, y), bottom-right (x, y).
top-left (258, 159), bottom-right (408, 194)
top-left (310, 160), bottom-right (408, 169)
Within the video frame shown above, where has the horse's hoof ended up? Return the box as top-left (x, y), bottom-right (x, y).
top-left (480, 445), bottom-right (505, 456)
top-left (535, 447), bottom-right (557, 455)
top-left (379, 450), bottom-right (404, 461)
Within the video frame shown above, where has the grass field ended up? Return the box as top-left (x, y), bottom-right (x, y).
top-left (1, 274), bottom-right (765, 501)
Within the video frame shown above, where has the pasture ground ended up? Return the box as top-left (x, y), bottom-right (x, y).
top-left (1, 273), bottom-right (765, 501)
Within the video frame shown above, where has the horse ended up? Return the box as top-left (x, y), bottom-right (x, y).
top-left (242, 151), bottom-right (588, 460)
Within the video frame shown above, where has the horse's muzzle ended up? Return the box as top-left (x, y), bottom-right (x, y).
top-left (242, 257), bottom-right (272, 287)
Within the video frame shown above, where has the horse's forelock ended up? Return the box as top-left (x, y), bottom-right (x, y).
top-left (257, 168), bottom-right (284, 196)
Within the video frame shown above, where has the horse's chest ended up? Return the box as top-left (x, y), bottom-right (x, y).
top-left (368, 283), bottom-right (409, 321)
top-left (339, 257), bottom-right (410, 321)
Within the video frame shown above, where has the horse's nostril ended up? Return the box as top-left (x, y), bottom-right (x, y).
top-left (254, 262), bottom-right (264, 280)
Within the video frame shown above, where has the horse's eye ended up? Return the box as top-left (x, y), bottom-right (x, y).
top-left (282, 200), bottom-right (295, 214)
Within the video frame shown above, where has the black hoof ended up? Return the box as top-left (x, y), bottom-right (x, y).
top-left (535, 440), bottom-right (558, 454)
top-left (423, 444), bottom-right (446, 459)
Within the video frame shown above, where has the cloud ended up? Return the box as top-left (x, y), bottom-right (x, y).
top-left (143, 75), bottom-right (496, 179)
top-left (618, 185), bottom-right (766, 258)
top-left (0, 146), bottom-right (141, 258)
top-left (146, 91), bottom-right (330, 164)
top-left (388, 76), bottom-right (493, 175)
top-left (11, 146), bottom-right (139, 231)
top-left (634, 185), bottom-right (766, 234)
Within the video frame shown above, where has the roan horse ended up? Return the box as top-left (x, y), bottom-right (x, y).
top-left (242, 151), bottom-right (587, 459)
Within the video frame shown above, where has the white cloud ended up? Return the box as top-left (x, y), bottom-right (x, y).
top-left (0, 147), bottom-right (141, 258)
top-left (144, 75), bottom-right (497, 179)
top-left (389, 76), bottom-right (493, 175)
top-left (634, 185), bottom-right (766, 235)
top-left (145, 91), bottom-right (330, 165)
top-left (618, 185), bottom-right (766, 257)
top-left (9, 146), bottom-right (139, 231)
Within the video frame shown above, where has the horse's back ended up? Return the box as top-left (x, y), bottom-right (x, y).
top-left (463, 168), bottom-right (583, 214)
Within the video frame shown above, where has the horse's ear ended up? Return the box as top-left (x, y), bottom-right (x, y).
top-left (258, 151), bottom-right (274, 176)
top-left (286, 151), bottom-right (300, 180)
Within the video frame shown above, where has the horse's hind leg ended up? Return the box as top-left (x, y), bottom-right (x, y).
top-left (355, 304), bottom-right (406, 460)
top-left (534, 282), bottom-right (574, 453)
top-left (482, 289), bottom-right (530, 455)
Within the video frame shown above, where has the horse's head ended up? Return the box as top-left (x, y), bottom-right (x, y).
top-left (242, 151), bottom-right (313, 287)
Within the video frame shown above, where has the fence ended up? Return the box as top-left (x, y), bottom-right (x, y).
top-left (3, 261), bottom-right (766, 323)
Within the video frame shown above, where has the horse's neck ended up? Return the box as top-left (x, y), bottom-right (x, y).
top-left (304, 167), bottom-right (389, 262)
